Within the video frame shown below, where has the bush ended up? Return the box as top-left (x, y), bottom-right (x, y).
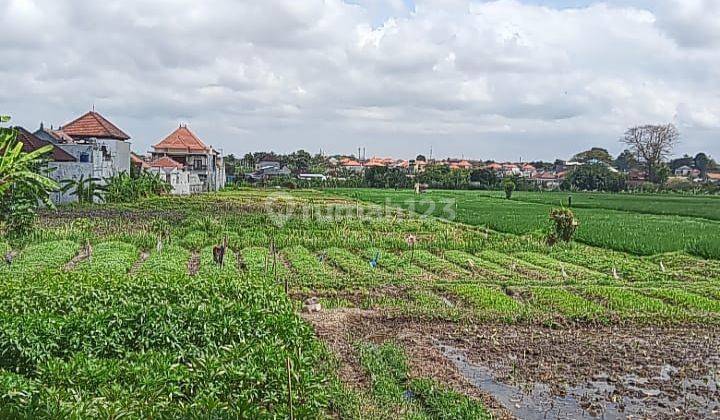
top-left (547, 208), bottom-right (578, 245)
top-left (503, 179), bottom-right (516, 199)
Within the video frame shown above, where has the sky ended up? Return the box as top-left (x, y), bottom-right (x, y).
top-left (1, 0), bottom-right (719, 161)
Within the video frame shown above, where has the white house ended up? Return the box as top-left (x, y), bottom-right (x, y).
top-left (33, 111), bottom-right (132, 203)
top-left (150, 125), bottom-right (225, 192)
top-left (148, 156), bottom-right (203, 195)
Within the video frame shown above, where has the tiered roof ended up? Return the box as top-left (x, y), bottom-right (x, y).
top-left (153, 126), bottom-right (210, 153)
top-left (61, 111), bottom-right (130, 140)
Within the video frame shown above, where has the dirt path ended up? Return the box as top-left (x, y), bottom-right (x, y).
top-left (303, 310), bottom-right (720, 419)
top-left (188, 251), bottom-right (200, 276)
top-left (64, 248), bottom-right (91, 271)
top-left (129, 251), bottom-right (150, 275)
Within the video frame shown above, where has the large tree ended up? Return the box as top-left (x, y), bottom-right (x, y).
top-left (571, 147), bottom-right (613, 164)
top-left (614, 149), bottom-right (638, 172)
top-left (694, 152), bottom-right (710, 176)
top-left (621, 124), bottom-right (679, 184)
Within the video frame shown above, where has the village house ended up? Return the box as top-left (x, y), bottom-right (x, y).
top-left (674, 165), bottom-right (693, 177)
top-left (529, 170), bottom-right (567, 189)
top-left (521, 164), bottom-right (537, 178)
top-left (150, 125), bottom-right (225, 192)
top-left (339, 157), bottom-right (364, 173)
top-left (14, 127), bottom-right (80, 203)
top-left (148, 156), bottom-right (203, 195)
top-left (33, 111), bottom-right (132, 203)
top-left (248, 160), bottom-right (291, 181)
top-left (707, 172), bottom-right (720, 185)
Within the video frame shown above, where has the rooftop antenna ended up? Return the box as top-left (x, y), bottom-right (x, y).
top-left (92, 104), bottom-right (95, 112)
top-left (430, 145), bottom-right (433, 160)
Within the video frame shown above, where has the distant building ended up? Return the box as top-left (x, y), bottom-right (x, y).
top-left (150, 125), bottom-right (225, 192)
top-left (148, 156), bottom-right (203, 195)
top-left (340, 158), bottom-right (364, 173)
top-left (706, 172), bottom-right (720, 185)
top-left (14, 127), bottom-right (80, 204)
top-left (298, 173), bottom-right (327, 181)
top-left (674, 165), bottom-right (693, 177)
top-left (33, 111), bottom-right (132, 203)
top-left (245, 160), bottom-right (291, 181)
top-left (57, 111), bottom-right (131, 176)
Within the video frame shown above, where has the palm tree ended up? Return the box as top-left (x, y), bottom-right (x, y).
top-left (60, 174), bottom-right (106, 204)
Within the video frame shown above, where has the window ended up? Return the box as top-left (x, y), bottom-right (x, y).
top-left (79, 153), bottom-right (90, 163)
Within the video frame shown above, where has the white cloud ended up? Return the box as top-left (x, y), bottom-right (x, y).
top-left (0, 0), bottom-right (718, 160)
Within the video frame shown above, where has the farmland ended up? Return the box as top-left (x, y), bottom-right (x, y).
top-left (1, 189), bottom-right (719, 418)
top-left (334, 188), bottom-right (720, 258)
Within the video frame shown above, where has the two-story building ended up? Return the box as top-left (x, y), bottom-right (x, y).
top-left (33, 111), bottom-right (132, 203)
top-left (150, 125), bottom-right (225, 192)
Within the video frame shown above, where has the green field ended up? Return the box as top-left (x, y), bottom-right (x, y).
top-left (1, 189), bottom-right (719, 417)
top-left (333, 189), bottom-right (720, 258)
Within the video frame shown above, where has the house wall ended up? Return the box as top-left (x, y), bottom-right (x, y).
top-left (96, 139), bottom-right (131, 175)
top-left (149, 168), bottom-right (204, 195)
top-left (47, 161), bottom-right (94, 204)
top-left (152, 151), bottom-right (226, 192)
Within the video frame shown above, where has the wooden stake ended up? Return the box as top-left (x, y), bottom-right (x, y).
top-left (286, 357), bottom-right (294, 420)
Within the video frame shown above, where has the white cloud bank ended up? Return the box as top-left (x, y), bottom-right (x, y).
top-left (0, 0), bottom-right (718, 160)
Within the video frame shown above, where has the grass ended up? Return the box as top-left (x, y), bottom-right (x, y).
top-left (332, 189), bottom-right (720, 258)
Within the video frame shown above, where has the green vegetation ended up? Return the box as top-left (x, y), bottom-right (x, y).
top-left (2, 189), bottom-right (720, 417)
top-left (346, 342), bottom-right (490, 419)
top-left (0, 122), bottom-right (58, 237)
top-left (334, 189), bottom-right (720, 258)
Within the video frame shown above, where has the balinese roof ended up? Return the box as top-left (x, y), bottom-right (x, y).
top-left (14, 127), bottom-right (76, 162)
top-left (153, 126), bottom-right (210, 153)
top-left (131, 152), bottom-right (150, 169)
top-left (149, 156), bottom-right (184, 169)
top-left (36, 126), bottom-right (74, 143)
top-left (61, 111), bottom-right (130, 140)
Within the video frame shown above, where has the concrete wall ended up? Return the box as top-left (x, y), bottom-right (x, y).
top-left (47, 161), bottom-right (94, 204)
top-left (149, 168), bottom-right (203, 196)
top-left (96, 139), bottom-right (131, 175)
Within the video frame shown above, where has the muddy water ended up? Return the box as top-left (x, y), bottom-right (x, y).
top-left (439, 344), bottom-right (720, 419)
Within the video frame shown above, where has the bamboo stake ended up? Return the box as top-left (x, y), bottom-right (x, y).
top-left (286, 357), bottom-right (294, 420)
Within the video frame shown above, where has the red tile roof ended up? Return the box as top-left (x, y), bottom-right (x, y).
top-left (153, 126), bottom-right (210, 153)
top-left (131, 153), bottom-right (150, 169)
top-left (15, 127), bottom-right (76, 162)
top-left (149, 156), bottom-right (184, 169)
top-left (61, 111), bottom-right (130, 140)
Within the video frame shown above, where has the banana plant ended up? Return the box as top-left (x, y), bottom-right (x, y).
top-left (0, 124), bottom-right (57, 198)
top-left (0, 120), bottom-right (58, 236)
top-left (60, 174), bottom-right (106, 204)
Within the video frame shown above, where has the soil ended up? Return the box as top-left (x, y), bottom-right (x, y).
top-left (187, 251), bottom-right (200, 276)
top-left (129, 251), bottom-right (150, 275)
top-left (64, 247), bottom-right (91, 271)
top-left (303, 310), bottom-right (720, 419)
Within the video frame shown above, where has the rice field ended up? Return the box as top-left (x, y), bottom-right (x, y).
top-left (333, 188), bottom-right (720, 258)
top-left (1, 189), bottom-right (719, 418)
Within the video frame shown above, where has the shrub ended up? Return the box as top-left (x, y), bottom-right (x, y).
top-left (503, 179), bottom-right (516, 199)
top-left (547, 208), bottom-right (578, 245)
